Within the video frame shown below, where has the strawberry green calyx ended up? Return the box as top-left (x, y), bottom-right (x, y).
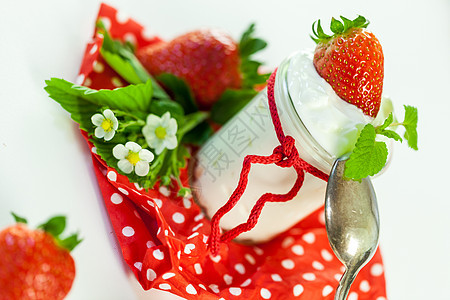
top-left (37, 216), bottom-right (82, 252)
top-left (10, 214), bottom-right (82, 252)
top-left (311, 15), bottom-right (370, 44)
top-left (238, 23), bottom-right (269, 89)
top-left (11, 212), bottom-right (27, 224)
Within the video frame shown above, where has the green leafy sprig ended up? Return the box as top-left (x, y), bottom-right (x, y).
top-left (45, 78), bottom-right (206, 192)
top-left (344, 105), bottom-right (418, 180)
top-left (47, 21), bottom-right (269, 193)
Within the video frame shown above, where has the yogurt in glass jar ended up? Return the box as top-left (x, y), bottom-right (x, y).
top-left (190, 50), bottom-right (392, 243)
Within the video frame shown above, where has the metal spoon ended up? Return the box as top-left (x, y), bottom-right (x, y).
top-left (325, 156), bottom-right (380, 300)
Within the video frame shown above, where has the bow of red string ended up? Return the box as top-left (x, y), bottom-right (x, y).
top-left (208, 69), bottom-right (329, 256)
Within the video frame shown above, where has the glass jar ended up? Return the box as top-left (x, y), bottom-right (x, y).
top-left (191, 53), bottom-right (357, 243)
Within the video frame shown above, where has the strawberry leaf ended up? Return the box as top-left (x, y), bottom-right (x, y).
top-left (210, 89), bottom-right (257, 124)
top-left (45, 78), bottom-right (153, 125)
top-left (149, 99), bottom-right (184, 122)
top-left (344, 124), bottom-right (388, 180)
top-left (97, 20), bottom-right (169, 99)
top-left (155, 73), bottom-right (198, 114)
top-left (38, 216), bottom-right (66, 237)
top-left (238, 24), bottom-right (270, 89)
top-left (182, 121), bottom-right (213, 146)
top-left (11, 212), bottom-right (27, 224)
top-left (239, 23), bottom-right (267, 58)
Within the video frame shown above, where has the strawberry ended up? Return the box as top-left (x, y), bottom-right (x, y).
top-left (137, 24), bottom-right (268, 110)
top-left (137, 29), bottom-right (241, 109)
top-left (0, 213), bottom-right (81, 300)
top-left (312, 16), bottom-right (384, 117)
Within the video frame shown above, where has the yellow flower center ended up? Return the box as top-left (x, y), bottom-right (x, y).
top-left (126, 152), bottom-right (140, 166)
top-left (101, 119), bottom-right (114, 132)
top-left (155, 126), bottom-right (167, 139)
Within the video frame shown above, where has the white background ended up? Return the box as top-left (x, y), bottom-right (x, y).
top-left (1, 0), bottom-right (449, 299)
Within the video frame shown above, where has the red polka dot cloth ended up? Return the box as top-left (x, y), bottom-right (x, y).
top-left (77, 4), bottom-right (388, 299)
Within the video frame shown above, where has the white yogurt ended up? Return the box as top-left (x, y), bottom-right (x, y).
top-left (287, 50), bottom-right (392, 158)
top-left (191, 50), bottom-right (392, 243)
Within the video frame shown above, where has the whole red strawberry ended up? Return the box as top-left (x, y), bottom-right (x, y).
top-left (0, 214), bottom-right (81, 300)
top-left (137, 29), bottom-right (241, 109)
top-left (312, 16), bottom-right (384, 117)
top-left (137, 25), bottom-right (268, 111)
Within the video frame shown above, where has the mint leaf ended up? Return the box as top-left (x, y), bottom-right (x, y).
top-left (379, 129), bottom-right (403, 142)
top-left (211, 89), bottom-right (256, 124)
top-left (344, 124), bottom-right (388, 180)
top-left (156, 73), bottom-right (198, 114)
top-left (38, 216), bottom-right (66, 237)
top-left (377, 113), bottom-right (394, 131)
top-left (11, 212), bottom-right (27, 224)
top-left (403, 105), bottom-right (418, 150)
top-left (45, 78), bottom-right (153, 128)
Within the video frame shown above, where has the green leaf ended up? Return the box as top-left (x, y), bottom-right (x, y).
top-left (241, 60), bottom-right (269, 88)
top-left (38, 216), bottom-right (66, 238)
top-left (45, 78), bottom-right (153, 128)
top-left (340, 16), bottom-right (353, 32)
top-left (100, 50), bottom-right (143, 84)
top-left (330, 17), bottom-right (344, 34)
top-left (155, 73), bottom-right (198, 114)
top-left (238, 23), bottom-right (270, 89)
top-left (344, 124), bottom-right (388, 180)
top-left (149, 99), bottom-right (184, 122)
top-left (352, 15), bottom-right (369, 28)
top-left (379, 129), bottom-right (403, 142)
top-left (403, 105), bottom-right (418, 150)
top-left (210, 89), bottom-right (256, 124)
top-left (11, 212), bottom-right (27, 224)
top-left (182, 121), bottom-right (213, 146)
top-left (377, 113), bottom-right (394, 132)
top-left (239, 24), bottom-right (268, 58)
top-left (177, 111), bottom-right (209, 136)
top-left (311, 15), bottom-right (370, 44)
top-left (97, 20), bottom-right (168, 99)
top-left (59, 233), bottom-right (83, 251)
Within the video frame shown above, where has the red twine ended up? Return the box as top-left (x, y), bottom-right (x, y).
top-left (208, 69), bottom-right (329, 255)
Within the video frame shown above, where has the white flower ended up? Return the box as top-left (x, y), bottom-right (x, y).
top-left (112, 142), bottom-right (154, 176)
top-left (91, 109), bottom-right (119, 141)
top-left (142, 112), bottom-right (178, 155)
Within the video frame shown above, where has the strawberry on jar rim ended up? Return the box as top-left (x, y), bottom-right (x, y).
top-left (312, 16), bottom-right (384, 118)
top-left (0, 213), bottom-right (81, 300)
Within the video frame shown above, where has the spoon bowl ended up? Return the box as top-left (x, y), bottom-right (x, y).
top-left (325, 156), bottom-right (380, 300)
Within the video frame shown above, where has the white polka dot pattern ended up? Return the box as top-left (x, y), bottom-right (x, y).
top-left (80, 5), bottom-right (388, 300)
top-left (229, 287), bottom-right (241, 296)
top-left (111, 193), bottom-right (123, 204)
top-left (122, 226), bottom-right (134, 237)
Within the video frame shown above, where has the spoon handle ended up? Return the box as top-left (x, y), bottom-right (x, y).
top-left (334, 269), bottom-right (356, 300)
